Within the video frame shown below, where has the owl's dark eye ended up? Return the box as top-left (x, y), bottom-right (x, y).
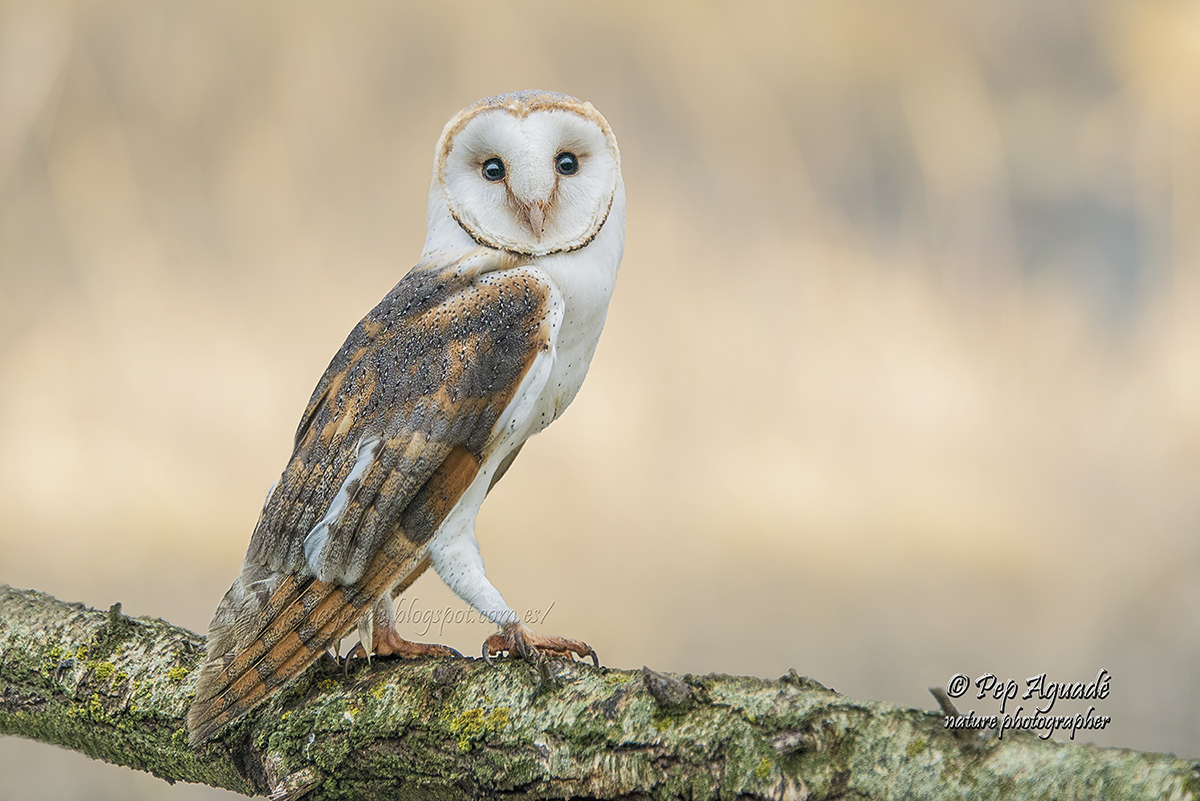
top-left (481, 157), bottom-right (506, 182)
top-left (555, 152), bottom-right (579, 176)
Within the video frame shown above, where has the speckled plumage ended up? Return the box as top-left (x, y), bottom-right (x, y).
top-left (188, 92), bottom-right (625, 744)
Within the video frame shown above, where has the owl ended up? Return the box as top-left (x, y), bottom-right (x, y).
top-left (187, 91), bottom-right (625, 745)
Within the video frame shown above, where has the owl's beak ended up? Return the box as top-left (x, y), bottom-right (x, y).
top-left (523, 201), bottom-right (547, 241)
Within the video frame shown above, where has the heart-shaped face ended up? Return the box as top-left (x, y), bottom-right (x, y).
top-left (436, 91), bottom-right (621, 257)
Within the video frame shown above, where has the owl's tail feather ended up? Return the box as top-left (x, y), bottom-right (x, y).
top-left (186, 547), bottom-right (404, 745)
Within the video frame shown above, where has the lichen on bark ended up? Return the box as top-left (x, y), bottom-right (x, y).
top-left (2, 585), bottom-right (1198, 800)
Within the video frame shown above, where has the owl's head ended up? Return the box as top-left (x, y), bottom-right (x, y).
top-left (432, 91), bottom-right (621, 258)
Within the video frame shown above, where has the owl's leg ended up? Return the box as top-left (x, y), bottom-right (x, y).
top-left (428, 523), bottom-right (598, 667)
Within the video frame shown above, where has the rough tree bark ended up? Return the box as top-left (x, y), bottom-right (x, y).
top-left (0, 585), bottom-right (1196, 800)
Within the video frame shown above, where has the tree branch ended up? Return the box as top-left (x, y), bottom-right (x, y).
top-left (1, 585), bottom-right (1197, 800)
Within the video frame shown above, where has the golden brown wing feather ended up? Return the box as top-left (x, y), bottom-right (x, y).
top-left (188, 252), bottom-right (554, 744)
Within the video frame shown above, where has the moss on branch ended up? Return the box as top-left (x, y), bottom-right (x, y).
top-left (1, 585), bottom-right (1197, 800)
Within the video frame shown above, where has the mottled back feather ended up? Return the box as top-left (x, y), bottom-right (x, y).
top-left (187, 250), bottom-right (554, 743)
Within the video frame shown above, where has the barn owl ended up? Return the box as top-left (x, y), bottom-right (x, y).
top-left (187, 91), bottom-right (624, 745)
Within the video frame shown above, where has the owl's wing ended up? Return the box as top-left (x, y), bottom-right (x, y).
top-left (188, 250), bottom-right (556, 744)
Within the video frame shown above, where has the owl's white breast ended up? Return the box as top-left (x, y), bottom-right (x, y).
top-left (519, 178), bottom-right (625, 439)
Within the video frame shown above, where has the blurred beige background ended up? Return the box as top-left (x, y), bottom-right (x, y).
top-left (2, 0), bottom-right (1200, 797)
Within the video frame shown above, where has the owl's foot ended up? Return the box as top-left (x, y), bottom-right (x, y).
top-left (344, 627), bottom-right (461, 673)
top-left (482, 622), bottom-right (599, 667)
top-left (374, 625), bottom-right (462, 658)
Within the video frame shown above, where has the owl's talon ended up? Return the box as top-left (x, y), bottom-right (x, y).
top-left (343, 642), bottom-right (368, 675)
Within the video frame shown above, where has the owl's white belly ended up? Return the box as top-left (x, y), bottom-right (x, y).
top-left (493, 247), bottom-right (618, 447)
top-left (525, 314), bottom-right (605, 437)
